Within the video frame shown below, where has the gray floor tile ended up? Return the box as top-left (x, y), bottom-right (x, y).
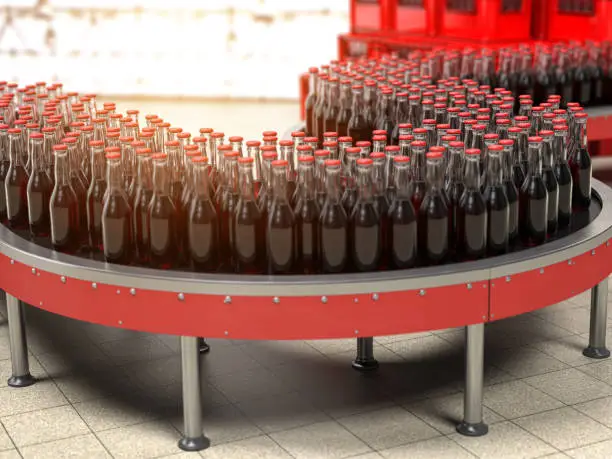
top-left (379, 436), bottom-right (476, 459)
top-left (52, 374), bottom-right (115, 404)
top-left (98, 335), bottom-right (174, 365)
top-left (381, 336), bottom-right (454, 362)
top-left (538, 306), bottom-right (591, 334)
top-left (172, 404), bottom-right (262, 446)
top-left (0, 357), bottom-right (46, 388)
top-left (566, 439), bottom-right (612, 458)
top-left (537, 454), bottom-right (570, 459)
top-left (482, 380), bottom-right (564, 419)
top-left (34, 345), bottom-right (113, 377)
top-left (449, 421), bottom-right (557, 458)
top-left (19, 433), bottom-right (111, 458)
top-left (200, 435), bottom-right (292, 459)
top-left (306, 339), bottom-right (357, 356)
top-left (523, 368), bottom-right (612, 405)
top-left (347, 453), bottom-right (383, 459)
top-left (2, 405), bottom-right (89, 447)
top-left (514, 407), bottom-right (612, 450)
top-left (73, 397), bottom-right (161, 432)
top-left (405, 392), bottom-right (504, 434)
top-left (0, 425), bottom-right (14, 452)
top-left (0, 450), bottom-right (20, 459)
top-left (338, 406), bottom-right (439, 450)
top-left (271, 420), bottom-right (371, 459)
top-left (574, 395), bottom-right (612, 428)
top-left (579, 359), bottom-right (612, 385)
top-left (567, 291), bottom-right (591, 307)
top-left (208, 367), bottom-right (293, 404)
top-left (97, 420), bottom-right (181, 459)
top-left (0, 336), bottom-right (10, 362)
top-left (240, 340), bottom-right (324, 367)
top-left (236, 391), bottom-right (329, 434)
top-left (0, 380), bottom-right (68, 417)
top-left (530, 335), bottom-right (591, 366)
top-left (490, 347), bottom-right (569, 378)
top-left (199, 344), bottom-right (262, 377)
top-left (485, 315), bottom-right (573, 349)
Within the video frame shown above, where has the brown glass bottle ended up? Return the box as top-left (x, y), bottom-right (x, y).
top-left (102, 152), bottom-right (132, 264)
top-left (65, 138), bottom-right (89, 248)
top-left (320, 160), bottom-right (348, 273)
top-left (267, 160), bottom-right (296, 274)
top-left (86, 141), bottom-right (107, 251)
top-left (26, 133), bottom-right (52, 237)
top-left (5, 128), bottom-right (29, 229)
top-left (305, 67), bottom-right (319, 137)
top-left (188, 157), bottom-right (218, 272)
top-left (314, 76), bottom-right (329, 142)
top-left (218, 151), bottom-right (240, 271)
top-left (132, 148), bottom-right (153, 265)
top-left (148, 154), bottom-right (178, 269)
top-left (49, 146), bottom-right (80, 253)
top-left (294, 155), bottom-right (320, 274)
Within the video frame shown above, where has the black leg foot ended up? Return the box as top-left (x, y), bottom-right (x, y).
top-left (583, 346), bottom-right (611, 359)
top-left (351, 358), bottom-right (379, 372)
top-left (198, 338), bottom-right (210, 354)
top-left (456, 421), bottom-right (488, 437)
top-left (7, 373), bottom-right (35, 388)
top-left (178, 435), bottom-right (210, 452)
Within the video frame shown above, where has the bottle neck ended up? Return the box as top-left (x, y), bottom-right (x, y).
top-left (309, 72), bottom-right (318, 96)
top-left (426, 158), bottom-right (444, 191)
top-left (136, 156), bottom-right (153, 189)
top-left (464, 156), bottom-right (481, 190)
top-left (448, 149), bottom-right (463, 182)
top-left (412, 147), bottom-right (426, 181)
top-left (542, 138), bottom-right (554, 169)
top-left (554, 133), bottom-right (568, 163)
top-left (486, 151), bottom-right (503, 187)
top-left (67, 145), bottom-right (79, 177)
top-left (193, 163), bottom-right (211, 198)
top-left (351, 89), bottom-right (365, 113)
top-left (239, 164), bottom-right (256, 200)
top-left (528, 144), bottom-right (543, 177)
top-left (153, 160), bottom-right (170, 196)
top-left (91, 147), bottom-right (105, 181)
top-left (325, 168), bottom-right (342, 202)
top-left (357, 167), bottom-right (374, 202)
top-left (300, 163), bottom-right (316, 199)
top-left (272, 167), bottom-right (289, 202)
top-left (394, 163), bottom-right (411, 198)
top-left (107, 159), bottom-right (123, 191)
top-left (9, 135), bottom-right (22, 166)
top-left (502, 146), bottom-right (514, 181)
top-left (31, 139), bottom-right (43, 171)
top-left (372, 161), bottom-right (385, 197)
top-left (577, 122), bottom-right (588, 150)
top-left (54, 151), bottom-right (70, 186)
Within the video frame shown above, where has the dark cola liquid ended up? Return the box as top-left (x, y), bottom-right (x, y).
top-left (457, 190), bottom-right (487, 260)
top-left (71, 175), bottom-right (89, 248)
top-left (504, 181), bottom-right (519, 244)
top-left (27, 172), bottom-right (52, 237)
top-left (87, 179), bottom-right (106, 251)
top-left (373, 194), bottom-right (389, 268)
top-left (306, 104), bottom-right (316, 137)
top-left (411, 181), bottom-right (427, 214)
top-left (513, 164), bottom-right (526, 194)
top-left (234, 200), bottom-right (266, 274)
top-left (149, 195), bottom-right (178, 269)
top-left (295, 198), bottom-right (320, 274)
top-left (171, 181), bottom-right (186, 263)
top-left (484, 185), bottom-right (509, 255)
top-left (347, 125), bottom-right (372, 144)
top-left (0, 160), bottom-right (9, 221)
top-left (320, 203), bottom-right (348, 273)
top-left (188, 198), bottom-right (218, 272)
top-left (267, 202), bottom-right (295, 274)
top-left (219, 192), bottom-right (238, 271)
top-left (418, 195), bottom-right (448, 265)
top-left (388, 200), bottom-right (417, 269)
top-left (570, 148), bottom-right (591, 210)
top-left (6, 165), bottom-right (29, 230)
top-left (555, 163), bottom-right (573, 228)
top-left (543, 168), bottom-right (559, 235)
top-left (102, 196), bottom-right (132, 264)
top-left (50, 185), bottom-right (80, 253)
top-left (520, 178), bottom-right (548, 246)
top-left (342, 188), bottom-right (357, 216)
top-left (133, 188), bottom-right (152, 265)
top-left (446, 181), bottom-right (465, 254)
top-left (351, 202), bottom-right (381, 271)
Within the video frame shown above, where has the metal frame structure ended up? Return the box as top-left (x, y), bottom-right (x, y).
top-left (1, 181), bottom-right (612, 451)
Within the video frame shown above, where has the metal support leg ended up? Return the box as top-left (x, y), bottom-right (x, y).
top-left (583, 278), bottom-right (611, 359)
top-left (6, 295), bottom-right (35, 388)
top-left (457, 323), bottom-right (488, 436)
top-left (352, 337), bottom-right (379, 371)
top-left (198, 337), bottom-right (210, 354)
top-left (178, 336), bottom-right (210, 452)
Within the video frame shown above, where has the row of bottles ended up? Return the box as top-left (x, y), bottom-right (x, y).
top-left (0, 79), bottom-right (592, 275)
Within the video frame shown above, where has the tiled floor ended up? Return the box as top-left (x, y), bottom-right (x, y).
top-left (0, 285), bottom-right (611, 459)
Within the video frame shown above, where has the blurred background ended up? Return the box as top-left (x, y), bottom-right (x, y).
top-left (0, 0), bottom-right (348, 137)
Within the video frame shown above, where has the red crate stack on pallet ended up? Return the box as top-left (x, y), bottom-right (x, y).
top-left (546, 0), bottom-right (612, 41)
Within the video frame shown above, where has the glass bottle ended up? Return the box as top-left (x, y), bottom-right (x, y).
top-left (375, 89), bottom-right (395, 140)
top-left (517, 52), bottom-right (535, 99)
top-left (540, 130), bottom-right (559, 235)
top-left (383, 145), bottom-right (400, 202)
top-left (418, 152), bottom-right (448, 265)
top-left (219, 151), bottom-right (240, 271)
top-left (188, 157), bottom-right (218, 272)
top-left (234, 157), bottom-right (266, 273)
top-left (305, 67), bottom-right (319, 137)
top-left (520, 137), bottom-right (548, 246)
top-left (314, 149), bottom-right (330, 209)
top-left (246, 140), bottom-right (263, 195)
top-left (347, 85), bottom-right (370, 143)
top-left (336, 79), bottom-right (352, 138)
top-left (390, 92), bottom-right (409, 145)
top-left (483, 145), bottom-right (509, 255)
top-left (320, 159), bottom-right (348, 273)
top-left (132, 148), bottom-right (153, 265)
top-left (350, 158), bottom-right (381, 271)
top-left (314, 75), bottom-right (329, 142)
top-left (445, 141), bottom-right (465, 255)
top-left (102, 152), bottom-right (132, 264)
top-left (569, 112), bottom-right (591, 209)
top-left (341, 146), bottom-right (361, 216)
top-left (148, 153), bottom-right (178, 269)
top-left (370, 151), bottom-right (390, 245)
top-left (49, 145), bottom-right (80, 253)
top-left (553, 124), bottom-right (572, 229)
top-left (324, 77), bottom-right (340, 135)
top-left (388, 156), bottom-right (417, 269)
top-left (5, 128), bottom-right (29, 229)
top-left (294, 155), bottom-right (320, 273)
top-left (457, 149), bottom-right (487, 260)
top-left (65, 138), bottom-right (89, 248)
top-left (257, 149), bottom-right (278, 218)
top-left (411, 140), bottom-right (427, 213)
top-left (0, 124), bottom-right (10, 221)
top-left (86, 140), bottom-right (106, 250)
top-left (499, 139), bottom-right (519, 244)
top-left (26, 132), bottom-right (52, 237)
top-left (267, 160), bottom-right (296, 274)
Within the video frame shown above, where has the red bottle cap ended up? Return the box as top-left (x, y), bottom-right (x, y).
top-left (304, 137), bottom-right (318, 143)
top-left (62, 137), bottom-right (77, 144)
top-left (355, 141), bottom-right (371, 147)
top-left (262, 130), bottom-right (277, 137)
top-left (484, 133), bottom-right (499, 140)
top-left (370, 152), bottom-right (385, 159)
top-left (291, 131), bottom-right (305, 137)
top-left (497, 119), bottom-right (511, 125)
top-left (528, 136), bottom-right (543, 143)
top-left (246, 140), bottom-right (261, 147)
top-left (554, 124), bottom-right (569, 131)
top-left (298, 155), bottom-right (315, 163)
top-left (499, 139), bottom-right (514, 146)
top-left (7, 128), bottom-right (22, 134)
top-left (322, 141), bottom-right (338, 147)
top-left (487, 144), bottom-right (503, 152)
top-left (238, 157), bottom-right (254, 164)
top-left (136, 147), bottom-right (152, 155)
top-left (272, 159), bottom-right (289, 167)
top-left (325, 159), bottom-right (341, 167)
top-left (260, 145), bottom-right (277, 152)
top-left (224, 151), bottom-right (240, 159)
top-left (131, 141), bottom-right (145, 148)
top-left (210, 132), bottom-right (224, 138)
top-left (29, 132), bottom-right (43, 139)
top-left (191, 156), bottom-right (209, 163)
top-left (449, 141), bottom-right (464, 148)
top-left (394, 156), bottom-right (410, 163)
top-left (89, 140), bottom-right (104, 147)
top-left (53, 144), bottom-right (67, 151)
top-left (398, 123), bottom-right (412, 129)
top-left (385, 146), bottom-right (401, 152)
top-left (574, 112), bottom-right (588, 119)
top-left (105, 152), bottom-right (121, 160)
top-left (338, 136), bottom-right (352, 142)
top-left (422, 119), bottom-right (437, 125)
top-left (465, 148), bottom-right (480, 155)
top-left (279, 140), bottom-right (293, 147)
top-left (229, 136), bottom-right (243, 142)
top-left (314, 149), bottom-right (331, 157)
top-left (426, 151), bottom-right (443, 159)
top-left (262, 151), bottom-right (278, 160)
top-left (107, 132), bottom-right (120, 138)
top-left (372, 135), bottom-right (387, 141)
top-left (218, 145), bottom-right (233, 152)
top-left (356, 158), bottom-right (373, 166)
top-left (165, 140), bottom-right (180, 147)
top-left (151, 153), bottom-right (168, 160)
top-left (345, 147), bottom-right (361, 154)
top-left (517, 122), bottom-right (531, 130)
top-left (540, 130), bottom-right (554, 137)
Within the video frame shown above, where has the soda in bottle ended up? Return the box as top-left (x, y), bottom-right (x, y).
top-left (457, 149), bottom-right (487, 260)
top-left (483, 145), bottom-right (510, 255)
top-left (26, 132), bottom-right (52, 237)
top-left (314, 149), bottom-right (331, 210)
top-left (540, 130), bottom-right (559, 234)
top-left (257, 148), bottom-right (278, 218)
top-left (294, 155), bottom-right (320, 273)
top-left (101, 152), bottom-right (132, 264)
top-left (5, 128), bottom-right (29, 229)
top-left (568, 112), bottom-right (591, 209)
top-left (267, 160), bottom-right (296, 274)
top-left (234, 157), bottom-right (266, 273)
top-left (218, 151), bottom-right (240, 270)
top-left (320, 159), bottom-right (348, 273)
top-left (445, 141), bottom-right (465, 254)
top-left (410, 140), bottom-right (428, 213)
top-left (336, 79), bottom-right (352, 138)
top-left (499, 139), bottom-right (519, 244)
top-left (148, 153), bottom-right (178, 269)
top-left (375, 89), bottom-right (395, 139)
top-left (418, 151), bottom-right (448, 265)
top-left (187, 157), bottom-right (218, 272)
top-left (65, 137), bottom-right (89, 248)
top-left (553, 124), bottom-right (573, 229)
top-left (305, 67), bottom-right (319, 137)
top-left (388, 156), bottom-right (417, 269)
top-left (520, 137), bottom-right (548, 245)
top-left (314, 75), bottom-right (329, 142)
top-left (0, 124), bottom-right (10, 222)
top-left (49, 145), bottom-right (80, 253)
top-left (347, 85), bottom-right (370, 143)
top-left (324, 77), bottom-right (340, 135)
top-left (342, 147), bottom-right (361, 215)
top-left (132, 148), bottom-right (153, 264)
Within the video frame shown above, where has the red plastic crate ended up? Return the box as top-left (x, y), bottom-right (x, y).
top-left (390, 0), bottom-right (437, 35)
top-left (546, 0), bottom-right (612, 41)
top-left (439, 0), bottom-right (533, 42)
top-left (351, 0), bottom-right (389, 33)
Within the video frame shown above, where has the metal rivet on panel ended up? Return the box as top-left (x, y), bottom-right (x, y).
top-left (273, 297), bottom-right (280, 304)
top-left (419, 289), bottom-right (426, 296)
top-left (354, 330), bottom-right (359, 334)
top-left (354, 298), bottom-right (359, 303)
top-left (39, 301), bottom-right (43, 306)
top-left (60, 276), bottom-right (66, 283)
top-left (224, 330), bottom-right (229, 336)
top-left (568, 260), bottom-right (573, 265)
top-left (321, 296), bottom-right (328, 304)
top-left (491, 314), bottom-right (495, 318)
top-left (178, 293), bottom-right (185, 301)
top-left (118, 320), bottom-right (123, 325)
top-left (592, 250), bottom-right (596, 255)
top-left (505, 276), bottom-right (511, 282)
top-left (372, 293), bottom-right (379, 301)
top-left (224, 296), bottom-right (232, 304)
top-left (92, 283), bottom-right (97, 289)
top-left (540, 268), bottom-right (545, 274)
top-left (10, 259), bottom-right (14, 264)
top-left (116, 289), bottom-right (121, 295)
top-left (31, 268), bottom-right (36, 274)
top-left (482, 315), bottom-right (486, 320)
top-left (130, 288), bottom-right (136, 296)
top-left (467, 283), bottom-right (472, 290)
